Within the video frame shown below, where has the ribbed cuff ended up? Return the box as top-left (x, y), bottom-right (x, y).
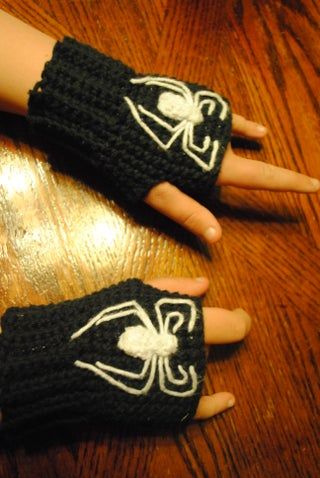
top-left (28, 37), bottom-right (232, 202)
top-left (0, 280), bottom-right (205, 440)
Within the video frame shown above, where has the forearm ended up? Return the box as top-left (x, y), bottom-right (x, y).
top-left (0, 10), bottom-right (56, 115)
top-left (0, 10), bottom-right (232, 203)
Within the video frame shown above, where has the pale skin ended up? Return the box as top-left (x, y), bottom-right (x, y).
top-left (0, 11), bottom-right (319, 248)
top-left (0, 277), bottom-right (251, 424)
top-left (0, 11), bottom-right (317, 425)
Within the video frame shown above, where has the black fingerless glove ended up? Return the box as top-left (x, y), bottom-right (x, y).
top-left (27, 37), bottom-right (232, 202)
top-left (0, 279), bottom-right (205, 440)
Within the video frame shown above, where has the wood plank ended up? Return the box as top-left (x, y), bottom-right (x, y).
top-left (0, 0), bottom-right (319, 476)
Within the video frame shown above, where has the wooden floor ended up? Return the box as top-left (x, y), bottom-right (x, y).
top-left (0, 0), bottom-right (319, 477)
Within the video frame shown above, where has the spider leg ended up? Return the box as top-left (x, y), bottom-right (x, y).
top-left (130, 76), bottom-right (193, 104)
top-left (158, 357), bottom-right (198, 397)
top-left (186, 123), bottom-right (211, 153)
top-left (181, 128), bottom-right (211, 169)
top-left (164, 357), bottom-right (188, 385)
top-left (198, 99), bottom-right (216, 116)
top-left (155, 299), bottom-right (198, 396)
top-left (96, 357), bottom-right (151, 379)
top-left (124, 96), bottom-right (185, 150)
top-left (70, 300), bottom-right (156, 340)
top-left (74, 355), bottom-right (157, 396)
top-left (183, 127), bottom-right (220, 172)
top-left (194, 90), bottom-right (228, 120)
top-left (155, 298), bottom-right (197, 334)
top-left (193, 94), bottom-right (215, 116)
top-left (163, 311), bottom-right (184, 335)
top-left (137, 105), bottom-right (185, 133)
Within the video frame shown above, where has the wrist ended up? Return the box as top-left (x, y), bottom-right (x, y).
top-left (0, 10), bottom-right (56, 115)
top-left (0, 279), bottom-right (205, 442)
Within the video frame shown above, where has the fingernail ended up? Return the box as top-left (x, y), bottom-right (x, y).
top-left (233, 308), bottom-right (252, 334)
top-left (204, 227), bottom-right (217, 243)
top-left (310, 178), bottom-right (320, 190)
top-left (255, 123), bottom-right (267, 133)
top-left (195, 277), bottom-right (207, 282)
top-left (233, 308), bottom-right (251, 319)
top-left (228, 397), bottom-right (235, 408)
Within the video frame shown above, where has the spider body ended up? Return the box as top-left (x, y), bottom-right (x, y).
top-left (157, 91), bottom-right (204, 124)
top-left (118, 324), bottom-right (178, 360)
top-left (71, 298), bottom-right (198, 397)
top-left (124, 76), bottom-right (229, 171)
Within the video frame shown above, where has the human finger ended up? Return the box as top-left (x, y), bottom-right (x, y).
top-left (194, 392), bottom-right (235, 419)
top-left (217, 150), bottom-right (320, 192)
top-left (146, 280), bottom-right (251, 343)
top-left (146, 277), bottom-right (209, 296)
top-left (145, 182), bottom-right (222, 244)
top-left (203, 307), bottom-right (251, 344)
top-left (232, 114), bottom-right (268, 138)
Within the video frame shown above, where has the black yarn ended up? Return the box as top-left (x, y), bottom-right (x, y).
top-left (27, 37), bottom-right (232, 202)
top-left (0, 279), bottom-right (205, 439)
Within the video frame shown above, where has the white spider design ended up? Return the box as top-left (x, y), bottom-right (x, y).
top-left (71, 298), bottom-right (198, 397)
top-left (124, 76), bottom-right (228, 171)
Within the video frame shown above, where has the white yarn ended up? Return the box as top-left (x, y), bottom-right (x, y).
top-left (72, 297), bottom-right (198, 397)
top-left (118, 325), bottom-right (178, 360)
top-left (157, 92), bottom-right (203, 124)
top-left (124, 76), bottom-right (228, 171)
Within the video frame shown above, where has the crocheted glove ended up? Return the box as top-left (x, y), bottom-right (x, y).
top-left (0, 279), bottom-right (205, 439)
top-left (27, 37), bottom-right (232, 202)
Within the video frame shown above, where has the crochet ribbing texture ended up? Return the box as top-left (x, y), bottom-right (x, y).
top-left (27, 37), bottom-right (232, 202)
top-left (0, 279), bottom-right (205, 440)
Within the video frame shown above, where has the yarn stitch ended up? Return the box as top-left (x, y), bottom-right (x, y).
top-left (27, 37), bottom-right (232, 202)
top-left (124, 76), bottom-right (229, 171)
top-left (0, 279), bottom-right (205, 440)
top-left (71, 297), bottom-right (198, 397)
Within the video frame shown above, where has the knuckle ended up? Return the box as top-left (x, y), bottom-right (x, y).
top-left (260, 162), bottom-right (276, 183)
top-left (233, 114), bottom-right (245, 128)
top-left (146, 182), bottom-right (172, 204)
top-left (234, 319), bottom-right (247, 341)
top-left (180, 209), bottom-right (203, 230)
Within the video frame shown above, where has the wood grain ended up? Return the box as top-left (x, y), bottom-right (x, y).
top-left (0, 0), bottom-right (319, 477)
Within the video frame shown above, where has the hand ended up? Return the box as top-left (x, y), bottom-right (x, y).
top-left (0, 276), bottom-right (250, 426)
top-left (145, 114), bottom-right (320, 244)
top-left (146, 277), bottom-right (252, 419)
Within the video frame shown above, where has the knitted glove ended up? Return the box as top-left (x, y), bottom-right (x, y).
top-left (27, 37), bottom-right (232, 202)
top-left (0, 279), bottom-right (205, 440)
